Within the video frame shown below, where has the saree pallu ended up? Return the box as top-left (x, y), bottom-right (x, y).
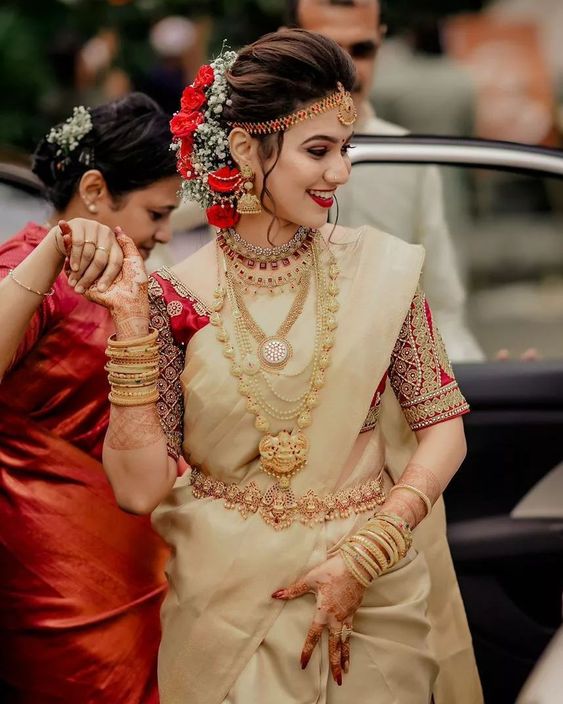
top-left (151, 226), bottom-right (482, 704)
top-left (0, 224), bottom-right (168, 703)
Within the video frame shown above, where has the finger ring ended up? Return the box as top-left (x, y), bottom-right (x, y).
top-left (84, 239), bottom-right (96, 246)
top-left (340, 624), bottom-right (353, 643)
top-left (95, 245), bottom-right (109, 253)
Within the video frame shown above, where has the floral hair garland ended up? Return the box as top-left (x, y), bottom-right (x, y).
top-left (170, 50), bottom-right (242, 229)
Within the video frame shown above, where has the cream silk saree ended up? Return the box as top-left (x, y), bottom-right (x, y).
top-left (150, 226), bottom-right (482, 704)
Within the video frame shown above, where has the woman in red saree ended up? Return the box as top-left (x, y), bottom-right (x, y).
top-left (0, 94), bottom-right (179, 703)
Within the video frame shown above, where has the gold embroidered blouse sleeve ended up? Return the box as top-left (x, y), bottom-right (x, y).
top-left (148, 276), bottom-right (186, 460)
top-left (389, 287), bottom-right (469, 430)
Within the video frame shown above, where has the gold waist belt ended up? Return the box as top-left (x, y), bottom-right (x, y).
top-left (190, 467), bottom-right (386, 531)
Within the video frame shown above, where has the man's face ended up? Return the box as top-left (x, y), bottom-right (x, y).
top-left (297, 0), bottom-right (383, 106)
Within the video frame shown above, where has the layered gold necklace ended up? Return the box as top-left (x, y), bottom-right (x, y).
top-left (217, 227), bottom-right (314, 294)
top-left (210, 230), bottom-right (339, 490)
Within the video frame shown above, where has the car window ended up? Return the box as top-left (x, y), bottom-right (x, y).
top-left (337, 160), bottom-right (563, 361)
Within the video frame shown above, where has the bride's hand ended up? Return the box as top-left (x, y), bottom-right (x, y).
top-left (58, 218), bottom-right (124, 294)
top-left (84, 229), bottom-right (149, 338)
top-left (272, 554), bottom-right (365, 685)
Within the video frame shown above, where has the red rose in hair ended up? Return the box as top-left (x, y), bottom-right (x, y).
top-left (206, 203), bottom-right (240, 229)
top-left (181, 86), bottom-right (206, 112)
top-left (170, 110), bottom-right (204, 138)
top-left (208, 166), bottom-right (241, 194)
top-left (193, 64), bottom-right (214, 90)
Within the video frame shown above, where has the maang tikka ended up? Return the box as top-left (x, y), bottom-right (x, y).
top-left (236, 164), bottom-right (262, 215)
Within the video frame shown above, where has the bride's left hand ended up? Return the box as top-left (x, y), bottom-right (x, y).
top-left (272, 554), bottom-right (366, 685)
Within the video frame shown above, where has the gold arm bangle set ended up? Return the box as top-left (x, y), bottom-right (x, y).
top-left (106, 329), bottom-right (160, 407)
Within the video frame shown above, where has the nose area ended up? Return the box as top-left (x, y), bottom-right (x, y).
top-left (156, 222), bottom-right (173, 244)
top-left (325, 153), bottom-right (351, 186)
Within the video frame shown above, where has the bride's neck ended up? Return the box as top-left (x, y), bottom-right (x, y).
top-left (233, 214), bottom-right (299, 248)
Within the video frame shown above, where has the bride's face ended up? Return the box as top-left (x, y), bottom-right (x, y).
top-left (254, 109), bottom-right (354, 229)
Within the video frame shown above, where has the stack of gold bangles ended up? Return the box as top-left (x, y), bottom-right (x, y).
top-left (105, 329), bottom-right (160, 406)
top-left (339, 513), bottom-right (413, 588)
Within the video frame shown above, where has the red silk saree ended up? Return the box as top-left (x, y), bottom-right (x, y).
top-left (0, 224), bottom-right (167, 703)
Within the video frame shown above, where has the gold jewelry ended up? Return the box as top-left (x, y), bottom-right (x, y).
top-left (211, 232), bottom-right (340, 491)
top-left (225, 249), bottom-right (313, 294)
top-left (84, 239), bottom-right (96, 246)
top-left (108, 388), bottom-right (159, 406)
top-left (220, 226), bottom-right (311, 263)
top-left (8, 269), bottom-right (54, 297)
top-left (389, 484), bottom-right (432, 517)
top-left (340, 548), bottom-right (371, 588)
top-left (236, 164), bottom-right (262, 215)
top-left (95, 245), bottom-right (109, 253)
top-left (190, 466), bottom-right (385, 530)
top-left (230, 83), bottom-right (357, 134)
top-left (107, 330), bottom-right (158, 348)
top-left (340, 624), bottom-right (353, 644)
top-left (340, 542), bottom-right (380, 581)
top-left (228, 266), bottom-right (311, 370)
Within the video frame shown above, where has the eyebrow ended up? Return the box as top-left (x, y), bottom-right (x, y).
top-left (301, 133), bottom-right (354, 145)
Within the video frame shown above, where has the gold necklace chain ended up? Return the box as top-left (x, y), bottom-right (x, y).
top-left (226, 261), bottom-right (311, 371)
top-left (225, 248), bottom-right (313, 294)
top-left (211, 233), bottom-right (340, 490)
top-left (221, 226), bottom-right (312, 262)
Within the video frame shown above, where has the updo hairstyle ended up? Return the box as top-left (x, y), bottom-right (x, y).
top-left (222, 29), bottom-right (355, 211)
top-left (32, 92), bottom-right (177, 211)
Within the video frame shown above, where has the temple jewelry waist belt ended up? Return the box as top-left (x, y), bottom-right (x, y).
top-left (189, 467), bottom-right (386, 531)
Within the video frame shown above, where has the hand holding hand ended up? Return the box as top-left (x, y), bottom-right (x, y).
top-left (272, 554), bottom-right (365, 685)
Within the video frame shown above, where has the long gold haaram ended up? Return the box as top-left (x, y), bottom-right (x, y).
top-left (210, 231), bottom-right (339, 491)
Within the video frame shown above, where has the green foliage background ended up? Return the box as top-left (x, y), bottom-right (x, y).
top-left (0, 0), bottom-right (484, 155)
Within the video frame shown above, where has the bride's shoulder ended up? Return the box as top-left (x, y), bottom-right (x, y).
top-left (152, 239), bottom-right (217, 311)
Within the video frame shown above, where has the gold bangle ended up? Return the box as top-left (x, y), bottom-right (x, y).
top-left (107, 329), bottom-right (158, 349)
top-left (390, 484), bottom-right (432, 517)
top-left (105, 344), bottom-right (159, 358)
top-left (108, 389), bottom-right (159, 407)
top-left (376, 521), bottom-right (411, 557)
top-left (108, 378), bottom-right (159, 389)
top-left (348, 535), bottom-right (388, 571)
top-left (340, 548), bottom-right (371, 588)
top-left (105, 361), bottom-right (159, 373)
top-left (374, 512), bottom-right (413, 537)
top-left (8, 269), bottom-right (54, 297)
top-left (343, 541), bottom-right (382, 578)
top-left (362, 527), bottom-right (400, 566)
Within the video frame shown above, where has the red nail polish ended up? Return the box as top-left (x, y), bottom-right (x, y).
top-left (337, 675), bottom-right (342, 686)
top-left (271, 590), bottom-right (283, 599)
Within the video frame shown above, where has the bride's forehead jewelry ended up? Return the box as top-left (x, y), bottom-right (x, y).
top-left (228, 83), bottom-right (357, 134)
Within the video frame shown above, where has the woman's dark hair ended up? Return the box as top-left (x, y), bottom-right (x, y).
top-left (32, 92), bottom-right (177, 211)
top-left (222, 29), bottom-right (355, 231)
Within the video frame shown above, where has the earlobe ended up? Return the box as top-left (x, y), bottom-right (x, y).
top-left (79, 169), bottom-right (109, 211)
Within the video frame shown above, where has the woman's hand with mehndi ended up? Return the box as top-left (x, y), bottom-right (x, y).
top-left (84, 229), bottom-right (150, 338)
top-left (272, 553), bottom-right (366, 685)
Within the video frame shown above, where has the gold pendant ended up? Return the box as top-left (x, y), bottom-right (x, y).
top-left (258, 337), bottom-right (292, 370)
top-left (258, 429), bottom-right (309, 489)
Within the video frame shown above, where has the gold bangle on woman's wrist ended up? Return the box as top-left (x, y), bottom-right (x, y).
top-left (106, 329), bottom-right (160, 407)
top-left (389, 484), bottom-right (433, 517)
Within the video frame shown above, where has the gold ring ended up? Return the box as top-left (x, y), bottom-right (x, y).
top-left (340, 624), bottom-right (353, 643)
top-left (84, 239), bottom-right (96, 246)
top-left (95, 245), bottom-right (109, 253)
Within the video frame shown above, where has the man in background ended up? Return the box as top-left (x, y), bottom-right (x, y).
top-left (287, 0), bottom-right (483, 360)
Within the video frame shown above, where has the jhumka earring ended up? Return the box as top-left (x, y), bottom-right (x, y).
top-left (236, 164), bottom-right (262, 215)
